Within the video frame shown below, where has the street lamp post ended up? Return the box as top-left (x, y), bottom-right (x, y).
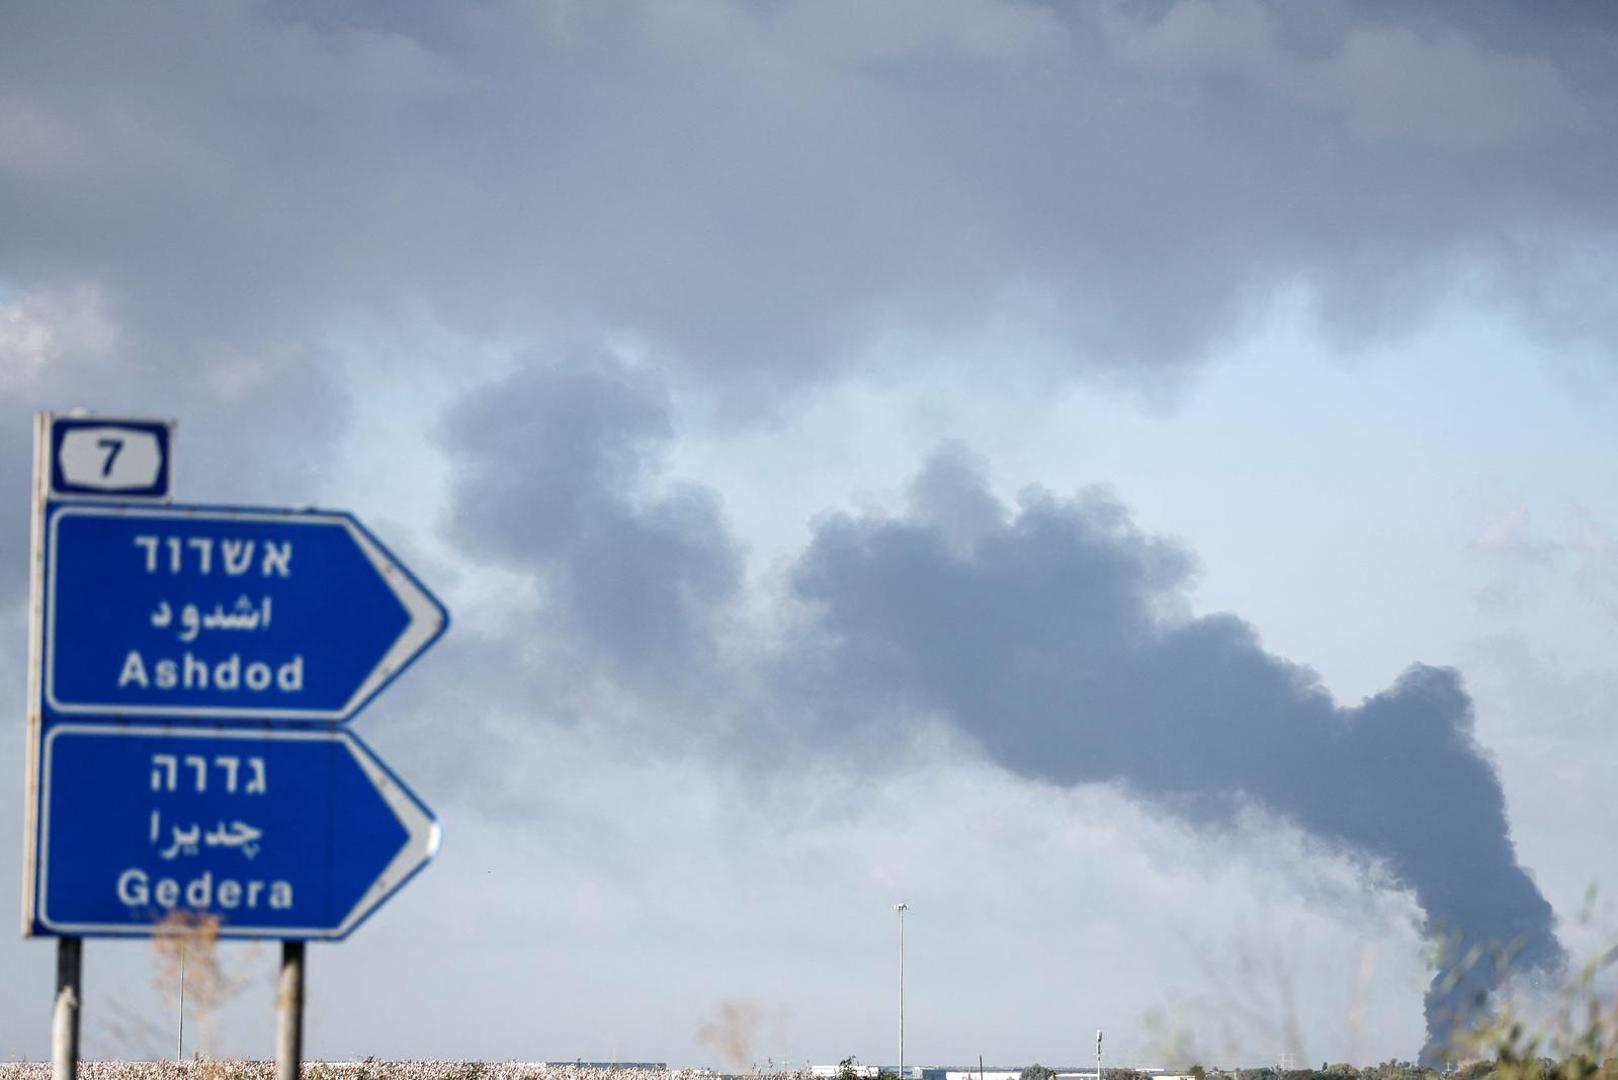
top-left (895, 903), bottom-right (909, 1080)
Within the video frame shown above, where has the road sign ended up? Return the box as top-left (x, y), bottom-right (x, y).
top-left (43, 503), bottom-right (447, 722)
top-left (47, 416), bottom-right (173, 500)
top-left (23, 413), bottom-right (448, 953)
top-left (31, 723), bottom-right (437, 939)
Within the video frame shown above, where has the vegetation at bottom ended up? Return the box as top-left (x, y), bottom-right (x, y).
top-left (5, 941), bottom-right (1617, 1080)
top-left (1183, 937), bottom-right (1618, 1080)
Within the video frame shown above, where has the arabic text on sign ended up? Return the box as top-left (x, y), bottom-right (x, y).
top-left (150, 596), bottom-right (273, 641)
top-left (149, 813), bottom-right (264, 860)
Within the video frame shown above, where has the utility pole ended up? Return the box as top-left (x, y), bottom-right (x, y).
top-left (178, 944), bottom-right (186, 1060)
top-left (895, 903), bottom-right (909, 1079)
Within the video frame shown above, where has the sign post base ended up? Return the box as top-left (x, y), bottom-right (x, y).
top-left (277, 940), bottom-right (304, 1080)
top-left (52, 935), bottom-right (81, 1080)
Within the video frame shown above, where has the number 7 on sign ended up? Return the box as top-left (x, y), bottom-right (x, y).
top-left (96, 438), bottom-right (123, 477)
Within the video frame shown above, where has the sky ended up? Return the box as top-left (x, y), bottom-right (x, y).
top-left (4, 0), bottom-right (1618, 1069)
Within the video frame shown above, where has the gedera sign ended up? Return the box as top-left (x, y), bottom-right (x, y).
top-left (34, 725), bottom-right (437, 939)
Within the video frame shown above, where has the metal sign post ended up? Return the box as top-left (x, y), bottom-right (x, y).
top-left (52, 936), bottom-right (80, 1080)
top-left (277, 941), bottom-right (305, 1080)
top-left (21, 413), bottom-right (449, 1079)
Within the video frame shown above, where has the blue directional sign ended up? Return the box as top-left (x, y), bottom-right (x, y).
top-left (22, 414), bottom-right (449, 943)
top-left (43, 503), bottom-right (447, 723)
top-left (31, 724), bottom-right (438, 939)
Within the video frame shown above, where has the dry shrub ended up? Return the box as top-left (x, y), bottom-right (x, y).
top-left (150, 910), bottom-right (245, 1065)
top-left (1444, 948), bottom-right (1618, 1080)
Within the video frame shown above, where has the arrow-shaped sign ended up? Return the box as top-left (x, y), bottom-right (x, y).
top-left (43, 503), bottom-right (447, 722)
top-left (33, 724), bottom-right (438, 939)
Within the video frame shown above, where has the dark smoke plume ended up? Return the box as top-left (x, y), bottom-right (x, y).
top-left (792, 452), bottom-right (1565, 1058)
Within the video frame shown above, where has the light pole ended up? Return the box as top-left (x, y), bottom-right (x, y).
top-left (895, 902), bottom-right (909, 1079)
top-left (177, 944), bottom-right (185, 1060)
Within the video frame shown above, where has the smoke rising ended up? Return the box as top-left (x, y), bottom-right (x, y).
top-left (791, 451), bottom-right (1566, 1057)
top-left (440, 357), bottom-right (742, 690)
top-left (696, 1000), bottom-right (765, 1073)
top-left (433, 366), bottom-right (1566, 1058)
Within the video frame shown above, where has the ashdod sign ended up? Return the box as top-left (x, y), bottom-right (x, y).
top-left (44, 504), bottom-right (446, 723)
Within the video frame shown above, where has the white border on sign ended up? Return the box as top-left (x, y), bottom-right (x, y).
top-left (43, 504), bottom-right (446, 721)
top-left (36, 723), bottom-right (439, 940)
top-left (21, 414), bottom-right (50, 933)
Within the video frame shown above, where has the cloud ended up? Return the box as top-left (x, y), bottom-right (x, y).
top-left (1473, 507), bottom-right (1560, 566)
top-left (1572, 513), bottom-right (1618, 621)
top-left (0, 284), bottom-right (119, 392)
top-left (1319, 23), bottom-right (1583, 147)
top-left (1102, 0), bottom-right (1586, 149)
top-left (3, 0), bottom-right (1616, 403)
top-left (1470, 506), bottom-right (1561, 614)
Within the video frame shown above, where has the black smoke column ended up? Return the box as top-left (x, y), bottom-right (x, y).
top-left (793, 455), bottom-right (1565, 1058)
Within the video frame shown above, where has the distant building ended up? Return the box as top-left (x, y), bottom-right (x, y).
top-left (809, 1067), bottom-right (943, 1080)
top-left (537, 1064), bottom-right (669, 1071)
top-left (813, 1066), bottom-right (1167, 1080)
